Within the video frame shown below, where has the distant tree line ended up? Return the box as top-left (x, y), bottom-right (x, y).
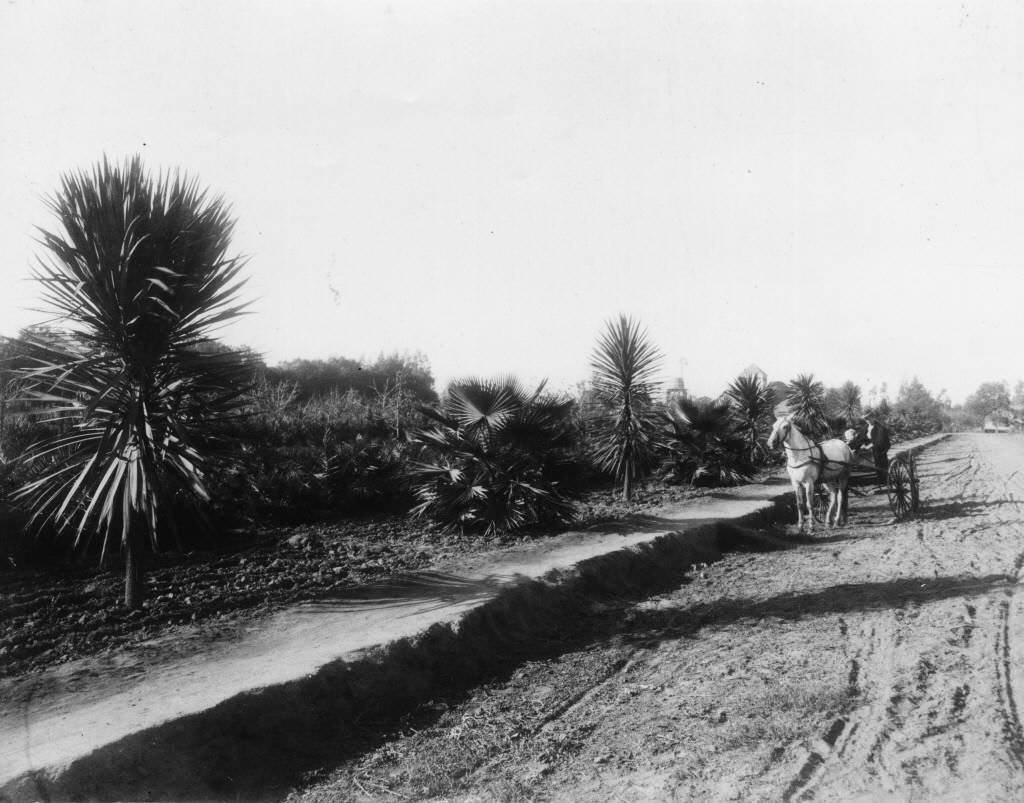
top-left (265, 353), bottom-right (437, 405)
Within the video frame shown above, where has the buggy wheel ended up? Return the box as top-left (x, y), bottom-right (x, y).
top-left (907, 454), bottom-right (921, 513)
top-left (812, 484), bottom-right (830, 523)
top-left (887, 456), bottom-right (916, 521)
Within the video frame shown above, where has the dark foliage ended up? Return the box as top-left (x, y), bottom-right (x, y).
top-left (890, 378), bottom-right (949, 439)
top-left (663, 397), bottom-right (755, 486)
top-left (724, 373), bottom-right (777, 465)
top-left (408, 378), bottom-right (581, 534)
top-left (208, 384), bottom-right (422, 524)
top-left (12, 156), bottom-right (252, 606)
top-left (587, 316), bottom-right (663, 499)
top-left (786, 373), bottom-right (830, 439)
top-left (266, 352), bottom-right (437, 405)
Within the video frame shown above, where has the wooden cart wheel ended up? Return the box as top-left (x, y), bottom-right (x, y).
top-left (887, 456), bottom-right (916, 521)
top-left (812, 484), bottom-right (830, 523)
top-left (907, 454), bottom-right (921, 513)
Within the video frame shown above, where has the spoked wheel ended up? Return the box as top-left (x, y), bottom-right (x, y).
top-left (887, 455), bottom-right (920, 521)
top-left (812, 484), bottom-right (830, 523)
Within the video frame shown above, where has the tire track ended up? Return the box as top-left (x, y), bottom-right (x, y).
top-left (994, 598), bottom-right (1024, 770)
top-left (782, 616), bottom-right (903, 800)
top-left (287, 435), bottom-right (1024, 803)
top-left (783, 435), bottom-right (1022, 801)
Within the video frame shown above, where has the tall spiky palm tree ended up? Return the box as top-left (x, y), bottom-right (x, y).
top-left (588, 315), bottom-right (663, 500)
top-left (786, 373), bottom-right (829, 439)
top-left (825, 380), bottom-right (862, 428)
top-left (14, 156), bottom-right (252, 608)
top-left (724, 373), bottom-right (777, 464)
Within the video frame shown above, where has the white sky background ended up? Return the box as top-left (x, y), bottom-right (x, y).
top-left (2, 1), bottom-right (1023, 405)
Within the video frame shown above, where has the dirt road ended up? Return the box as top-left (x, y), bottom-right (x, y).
top-left (292, 433), bottom-right (1024, 802)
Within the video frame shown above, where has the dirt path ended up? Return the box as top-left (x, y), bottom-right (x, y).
top-left (292, 433), bottom-right (1024, 802)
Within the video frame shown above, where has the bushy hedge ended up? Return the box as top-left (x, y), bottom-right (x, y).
top-left (207, 381), bottom-right (422, 525)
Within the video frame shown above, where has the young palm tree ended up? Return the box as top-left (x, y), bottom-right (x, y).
top-left (588, 315), bottom-right (663, 500)
top-left (786, 373), bottom-right (829, 439)
top-left (825, 380), bottom-right (862, 429)
top-left (408, 377), bottom-right (579, 533)
top-left (664, 397), bottom-right (755, 486)
top-left (724, 373), bottom-right (777, 464)
top-left (839, 381), bottom-right (862, 423)
top-left (14, 156), bottom-right (252, 608)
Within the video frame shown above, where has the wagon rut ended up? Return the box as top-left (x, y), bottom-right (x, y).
top-left (292, 434), bottom-right (1024, 802)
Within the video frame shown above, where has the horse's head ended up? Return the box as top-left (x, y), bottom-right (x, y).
top-left (766, 416), bottom-right (792, 450)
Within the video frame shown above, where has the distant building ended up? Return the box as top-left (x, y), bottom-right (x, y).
top-left (665, 377), bottom-right (688, 404)
top-left (984, 408), bottom-right (1016, 433)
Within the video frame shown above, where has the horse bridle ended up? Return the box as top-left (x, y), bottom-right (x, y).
top-left (774, 421), bottom-right (846, 470)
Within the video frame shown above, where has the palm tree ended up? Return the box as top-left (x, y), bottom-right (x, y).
top-left (786, 373), bottom-right (829, 439)
top-left (408, 377), bottom-right (579, 533)
top-left (724, 373), bottom-right (777, 464)
top-left (824, 380), bottom-right (862, 431)
top-left (14, 156), bottom-right (252, 608)
top-left (664, 397), bottom-right (754, 486)
top-left (588, 316), bottom-right (663, 500)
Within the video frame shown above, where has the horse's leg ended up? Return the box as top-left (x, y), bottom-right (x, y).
top-left (824, 482), bottom-right (837, 529)
top-left (802, 480), bottom-right (815, 533)
top-left (791, 481), bottom-right (804, 531)
top-left (838, 477), bottom-right (849, 526)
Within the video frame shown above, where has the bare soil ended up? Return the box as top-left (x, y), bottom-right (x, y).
top-left (0, 484), bottom-right (712, 681)
top-left (289, 433), bottom-right (1024, 802)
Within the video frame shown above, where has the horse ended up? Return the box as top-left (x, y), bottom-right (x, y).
top-left (767, 415), bottom-right (853, 532)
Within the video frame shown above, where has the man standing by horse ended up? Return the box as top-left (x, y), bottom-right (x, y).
top-left (847, 415), bottom-right (890, 483)
top-left (866, 415), bottom-right (890, 482)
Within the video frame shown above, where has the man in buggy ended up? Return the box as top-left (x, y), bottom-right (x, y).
top-left (844, 415), bottom-right (891, 484)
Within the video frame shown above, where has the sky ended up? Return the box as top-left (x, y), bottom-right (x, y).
top-left (2, 0), bottom-right (1023, 405)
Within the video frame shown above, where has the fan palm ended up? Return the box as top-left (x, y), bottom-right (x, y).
top-left (408, 377), bottom-right (579, 534)
top-left (724, 373), bottom-right (777, 465)
top-left (665, 397), bottom-right (754, 486)
top-left (14, 156), bottom-right (252, 608)
top-left (588, 316), bottom-right (663, 500)
top-left (786, 373), bottom-right (829, 439)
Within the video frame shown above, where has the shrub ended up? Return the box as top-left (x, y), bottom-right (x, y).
top-left (208, 382), bottom-right (421, 523)
top-left (890, 378), bottom-right (949, 439)
top-left (408, 378), bottom-right (580, 534)
top-left (318, 437), bottom-right (412, 512)
top-left (266, 352), bottom-right (437, 405)
top-left (663, 397), bottom-right (755, 486)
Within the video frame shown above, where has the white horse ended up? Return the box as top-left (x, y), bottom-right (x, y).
top-left (767, 415), bottom-right (853, 532)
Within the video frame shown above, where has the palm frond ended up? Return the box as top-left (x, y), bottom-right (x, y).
top-left (12, 156), bottom-right (253, 604)
top-left (406, 375), bottom-right (580, 533)
top-left (586, 315), bottom-right (663, 498)
top-left (786, 373), bottom-right (830, 438)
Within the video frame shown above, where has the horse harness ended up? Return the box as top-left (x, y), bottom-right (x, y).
top-left (783, 440), bottom-right (850, 471)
